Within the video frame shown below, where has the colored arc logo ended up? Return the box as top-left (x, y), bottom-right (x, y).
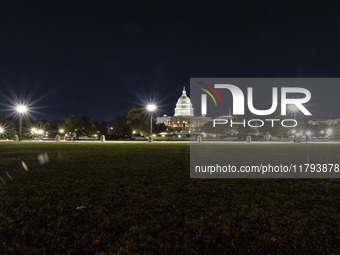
top-left (198, 82), bottom-right (223, 106)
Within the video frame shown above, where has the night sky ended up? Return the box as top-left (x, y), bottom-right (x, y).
top-left (0, 1), bottom-right (339, 121)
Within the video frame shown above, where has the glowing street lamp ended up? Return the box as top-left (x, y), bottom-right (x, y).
top-left (288, 105), bottom-right (298, 119)
top-left (147, 104), bottom-right (156, 112)
top-left (305, 130), bottom-right (312, 142)
top-left (31, 128), bottom-right (37, 140)
top-left (305, 131), bottom-right (312, 136)
top-left (16, 105), bottom-right (27, 140)
top-left (146, 104), bottom-right (157, 142)
top-left (16, 105), bottom-right (27, 114)
top-left (0, 127), bottom-right (3, 139)
top-left (59, 129), bottom-right (64, 134)
top-left (288, 105), bottom-right (299, 113)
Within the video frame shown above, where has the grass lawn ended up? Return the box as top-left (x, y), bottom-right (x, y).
top-left (0, 142), bottom-right (339, 254)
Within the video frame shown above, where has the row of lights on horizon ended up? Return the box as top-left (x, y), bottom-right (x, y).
top-left (291, 128), bottom-right (333, 137)
top-left (1, 103), bottom-right (158, 140)
top-left (4, 103), bottom-right (334, 140)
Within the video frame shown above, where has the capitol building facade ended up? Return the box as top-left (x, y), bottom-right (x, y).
top-left (156, 87), bottom-right (211, 133)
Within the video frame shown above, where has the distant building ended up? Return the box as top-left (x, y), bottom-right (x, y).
top-left (308, 119), bottom-right (340, 126)
top-left (156, 87), bottom-right (211, 133)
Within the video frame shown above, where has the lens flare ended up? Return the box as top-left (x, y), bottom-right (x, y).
top-left (38, 153), bottom-right (49, 165)
top-left (22, 161), bottom-right (29, 171)
top-left (76, 206), bottom-right (87, 210)
top-left (6, 172), bottom-right (13, 180)
top-left (0, 177), bottom-right (6, 184)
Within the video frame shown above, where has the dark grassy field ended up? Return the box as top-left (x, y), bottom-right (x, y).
top-left (0, 142), bottom-right (339, 254)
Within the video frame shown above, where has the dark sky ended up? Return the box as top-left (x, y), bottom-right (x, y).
top-left (0, 0), bottom-right (339, 121)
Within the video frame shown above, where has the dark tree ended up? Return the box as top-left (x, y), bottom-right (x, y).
top-left (127, 107), bottom-right (150, 136)
top-left (109, 116), bottom-right (131, 137)
top-left (63, 115), bottom-right (97, 137)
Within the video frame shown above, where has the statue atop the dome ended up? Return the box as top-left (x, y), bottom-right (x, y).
top-left (182, 86), bottom-right (187, 97)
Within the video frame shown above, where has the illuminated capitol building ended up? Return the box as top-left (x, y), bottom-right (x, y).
top-left (156, 87), bottom-right (211, 133)
top-left (155, 87), bottom-right (340, 139)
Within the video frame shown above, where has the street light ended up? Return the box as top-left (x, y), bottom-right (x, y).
top-left (287, 105), bottom-right (298, 112)
top-left (31, 128), bottom-right (37, 140)
top-left (326, 128), bottom-right (333, 142)
top-left (147, 104), bottom-right (156, 142)
top-left (16, 105), bottom-right (27, 140)
top-left (327, 128), bottom-right (333, 136)
top-left (0, 127), bottom-right (3, 139)
top-left (306, 130), bottom-right (312, 142)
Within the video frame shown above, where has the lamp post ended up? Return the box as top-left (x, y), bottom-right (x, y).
top-left (288, 105), bottom-right (298, 120)
top-left (31, 128), bottom-right (36, 140)
top-left (0, 127), bottom-right (3, 139)
top-left (305, 130), bottom-right (312, 142)
top-left (16, 105), bottom-right (27, 141)
top-left (59, 129), bottom-right (65, 140)
top-left (287, 106), bottom-right (299, 142)
top-left (327, 128), bottom-right (333, 142)
top-left (146, 104), bottom-right (156, 142)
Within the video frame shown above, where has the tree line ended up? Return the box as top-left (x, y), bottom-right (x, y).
top-left (0, 106), bottom-right (166, 140)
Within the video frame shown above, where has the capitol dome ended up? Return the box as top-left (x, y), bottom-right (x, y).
top-left (174, 87), bottom-right (194, 116)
